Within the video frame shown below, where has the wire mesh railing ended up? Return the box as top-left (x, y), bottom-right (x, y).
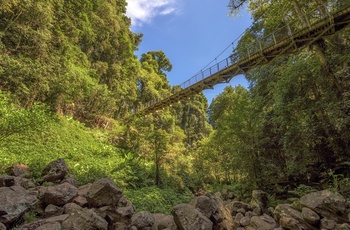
top-left (134, 1), bottom-right (350, 114)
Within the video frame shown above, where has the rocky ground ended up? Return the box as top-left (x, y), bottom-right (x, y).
top-left (0, 158), bottom-right (350, 230)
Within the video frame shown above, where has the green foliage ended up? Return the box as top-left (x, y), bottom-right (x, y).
top-left (288, 184), bottom-right (318, 198)
top-left (124, 186), bottom-right (193, 214)
top-left (0, 91), bottom-right (49, 143)
top-left (0, 0), bottom-right (141, 120)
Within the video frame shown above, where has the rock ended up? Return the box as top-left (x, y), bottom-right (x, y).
top-left (157, 215), bottom-right (177, 230)
top-left (40, 182), bottom-right (78, 206)
top-left (0, 222), bottom-right (6, 230)
top-left (245, 211), bottom-right (257, 218)
top-left (0, 176), bottom-right (15, 187)
top-left (77, 183), bottom-right (92, 196)
top-left (45, 214), bottom-right (69, 223)
top-left (237, 208), bottom-right (246, 214)
top-left (112, 222), bottom-right (128, 230)
top-left (219, 188), bottom-right (236, 201)
top-left (44, 204), bottom-right (64, 217)
top-left (274, 204), bottom-right (318, 230)
top-left (249, 214), bottom-right (277, 230)
top-left (7, 164), bottom-right (30, 178)
top-left (235, 213), bottom-right (244, 222)
top-left (251, 190), bottom-right (268, 214)
top-left (35, 222), bottom-right (61, 230)
top-left (73, 196), bottom-right (88, 207)
top-left (229, 201), bottom-right (252, 216)
top-left (172, 204), bottom-right (213, 230)
top-left (130, 211), bottom-right (155, 230)
top-left (63, 202), bottom-right (82, 214)
top-left (320, 218), bottom-right (337, 230)
top-left (279, 216), bottom-right (302, 230)
top-left (105, 205), bottom-right (135, 224)
top-left (61, 174), bottom-right (76, 186)
top-left (17, 220), bottom-right (45, 230)
top-left (208, 194), bottom-right (234, 230)
top-left (190, 196), bottom-right (212, 218)
top-left (190, 194), bottom-right (234, 229)
top-left (86, 178), bottom-right (123, 207)
top-left (300, 190), bottom-right (348, 223)
top-left (240, 216), bottom-right (250, 226)
top-left (339, 223), bottom-right (350, 230)
top-left (0, 186), bottom-right (38, 225)
top-left (61, 208), bottom-right (108, 230)
top-left (117, 196), bottom-right (134, 208)
top-left (301, 207), bottom-right (320, 225)
top-left (41, 159), bottom-right (69, 183)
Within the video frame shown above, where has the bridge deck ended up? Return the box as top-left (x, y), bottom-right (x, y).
top-left (135, 4), bottom-right (350, 116)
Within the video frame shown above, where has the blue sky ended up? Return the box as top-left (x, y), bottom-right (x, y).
top-left (126, 0), bottom-right (252, 104)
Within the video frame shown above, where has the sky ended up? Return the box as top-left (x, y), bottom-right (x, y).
top-left (126, 0), bottom-right (252, 104)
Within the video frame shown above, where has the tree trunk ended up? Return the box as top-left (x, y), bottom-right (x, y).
top-left (291, 0), bottom-right (341, 91)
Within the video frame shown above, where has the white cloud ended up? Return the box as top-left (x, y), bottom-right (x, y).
top-left (126, 0), bottom-right (180, 27)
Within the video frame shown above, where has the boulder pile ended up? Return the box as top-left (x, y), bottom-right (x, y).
top-left (0, 159), bottom-right (349, 230)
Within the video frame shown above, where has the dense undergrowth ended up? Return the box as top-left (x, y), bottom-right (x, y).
top-left (0, 92), bottom-right (192, 213)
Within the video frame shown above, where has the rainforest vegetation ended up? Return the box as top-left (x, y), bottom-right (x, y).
top-left (1, 0), bottom-right (350, 213)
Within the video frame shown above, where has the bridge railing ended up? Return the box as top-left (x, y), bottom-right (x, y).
top-left (135, 1), bottom-right (350, 114)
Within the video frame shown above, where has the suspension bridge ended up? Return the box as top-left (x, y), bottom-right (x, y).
top-left (133, 3), bottom-right (350, 116)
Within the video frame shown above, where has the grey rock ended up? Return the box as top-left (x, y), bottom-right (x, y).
top-left (240, 216), bottom-right (250, 226)
top-left (279, 216), bottom-right (303, 230)
top-left (86, 178), bottom-right (123, 207)
top-left (190, 196), bottom-right (212, 218)
top-left (40, 182), bottom-right (78, 206)
top-left (41, 159), bottom-right (69, 183)
top-left (300, 190), bottom-right (348, 223)
top-left (157, 215), bottom-right (177, 230)
top-left (0, 176), bottom-right (15, 187)
top-left (320, 218), bottom-right (337, 230)
top-left (301, 207), bottom-right (320, 225)
top-left (0, 186), bottom-right (37, 225)
top-left (274, 204), bottom-right (318, 230)
top-left (339, 223), bottom-right (350, 230)
top-left (0, 222), bottom-right (6, 230)
top-left (61, 208), bottom-right (108, 230)
top-left (172, 203), bottom-right (213, 230)
top-left (249, 214), bottom-right (276, 230)
top-left (77, 183), bottom-right (92, 197)
top-left (63, 202), bottom-right (82, 214)
top-left (35, 222), bottom-right (61, 230)
top-left (130, 211), bottom-right (155, 230)
top-left (112, 222), bottom-right (128, 230)
top-left (251, 190), bottom-right (268, 214)
top-left (44, 204), bottom-right (64, 217)
top-left (7, 164), bottom-right (30, 178)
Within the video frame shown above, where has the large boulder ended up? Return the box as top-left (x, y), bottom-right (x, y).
top-left (172, 204), bottom-right (213, 230)
top-left (190, 196), bottom-right (213, 219)
top-left (249, 214), bottom-right (277, 230)
top-left (86, 178), bottom-right (123, 207)
top-left (7, 164), bottom-right (30, 178)
top-left (155, 214), bottom-right (177, 230)
top-left (301, 207), bottom-right (320, 225)
top-left (300, 190), bottom-right (348, 223)
top-left (61, 208), bottom-right (108, 230)
top-left (40, 182), bottom-right (78, 206)
top-left (274, 204), bottom-right (318, 230)
top-left (0, 186), bottom-right (38, 226)
top-left (42, 159), bottom-right (69, 183)
top-left (130, 211), bottom-right (155, 230)
top-left (191, 194), bottom-right (234, 229)
top-left (251, 190), bottom-right (268, 215)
